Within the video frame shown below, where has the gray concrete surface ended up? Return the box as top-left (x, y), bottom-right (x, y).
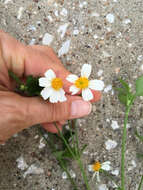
top-left (0, 0), bottom-right (143, 189)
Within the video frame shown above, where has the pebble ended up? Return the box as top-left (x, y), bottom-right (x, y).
top-left (137, 55), bottom-right (143, 61)
top-left (105, 139), bottom-right (117, 150)
top-left (58, 39), bottom-right (71, 57)
top-left (42, 33), bottom-right (54, 45)
top-left (27, 25), bottom-right (36, 32)
top-left (16, 156), bottom-right (28, 170)
top-left (111, 169), bottom-right (119, 176)
top-left (104, 85), bottom-right (112, 93)
top-left (39, 138), bottom-right (46, 149)
top-left (103, 50), bottom-right (111, 58)
top-left (23, 164), bottom-right (44, 178)
top-left (97, 69), bottom-right (103, 77)
top-left (62, 170), bottom-right (76, 179)
top-left (91, 11), bottom-right (100, 17)
top-left (111, 120), bottom-right (120, 130)
top-left (106, 14), bottom-right (115, 23)
top-left (128, 160), bottom-right (137, 171)
top-left (93, 34), bottom-right (98, 39)
top-left (57, 23), bottom-right (69, 38)
top-left (4, 0), bottom-right (13, 4)
top-left (123, 19), bottom-right (131, 25)
top-left (17, 7), bottom-right (24, 20)
top-left (29, 38), bottom-right (36, 45)
top-left (98, 184), bottom-right (108, 190)
top-left (60, 8), bottom-right (68, 17)
top-left (73, 29), bottom-right (79, 35)
top-left (47, 15), bottom-right (53, 22)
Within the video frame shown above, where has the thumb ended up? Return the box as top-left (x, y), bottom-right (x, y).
top-left (27, 95), bottom-right (92, 125)
top-left (0, 91), bottom-right (91, 142)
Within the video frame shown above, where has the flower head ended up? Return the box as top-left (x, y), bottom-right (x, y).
top-left (88, 161), bottom-right (111, 182)
top-left (39, 69), bottom-right (67, 103)
top-left (66, 64), bottom-right (104, 101)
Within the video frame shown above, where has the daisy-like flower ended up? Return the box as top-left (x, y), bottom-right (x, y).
top-left (66, 64), bottom-right (104, 101)
top-left (39, 69), bottom-right (67, 103)
top-left (88, 161), bottom-right (111, 182)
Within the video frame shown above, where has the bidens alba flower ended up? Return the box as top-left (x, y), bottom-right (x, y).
top-left (39, 69), bottom-right (67, 103)
top-left (88, 161), bottom-right (111, 182)
top-left (66, 64), bottom-right (104, 101)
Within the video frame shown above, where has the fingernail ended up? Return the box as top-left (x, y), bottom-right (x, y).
top-left (71, 100), bottom-right (92, 118)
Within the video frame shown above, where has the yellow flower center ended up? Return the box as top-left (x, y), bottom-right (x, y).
top-left (75, 77), bottom-right (89, 89)
top-left (51, 78), bottom-right (63, 90)
top-left (92, 162), bottom-right (101, 172)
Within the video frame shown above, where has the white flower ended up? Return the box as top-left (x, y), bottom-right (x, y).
top-left (66, 64), bottom-right (104, 101)
top-left (88, 161), bottom-right (111, 182)
top-left (39, 69), bottom-right (67, 103)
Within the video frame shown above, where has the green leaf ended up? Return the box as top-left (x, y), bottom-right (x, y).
top-left (25, 75), bottom-right (43, 96)
top-left (136, 75), bottom-right (143, 96)
top-left (118, 93), bottom-right (128, 106)
top-left (119, 78), bottom-right (130, 93)
top-left (53, 151), bottom-right (65, 159)
top-left (135, 131), bottom-right (143, 142)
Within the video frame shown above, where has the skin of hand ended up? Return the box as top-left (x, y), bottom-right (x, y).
top-left (0, 30), bottom-right (101, 143)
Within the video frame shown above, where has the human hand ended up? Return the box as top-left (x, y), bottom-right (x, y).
top-left (0, 30), bottom-right (101, 143)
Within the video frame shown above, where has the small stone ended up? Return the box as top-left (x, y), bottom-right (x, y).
top-left (93, 34), bottom-right (98, 39)
top-left (104, 85), bottom-right (112, 93)
top-left (106, 14), bottom-right (115, 23)
top-left (42, 33), bottom-right (54, 45)
top-left (111, 169), bottom-right (119, 176)
top-left (103, 51), bottom-right (111, 58)
top-left (29, 38), bottom-right (36, 45)
top-left (58, 39), bottom-right (71, 57)
top-left (73, 29), bottom-right (79, 35)
top-left (123, 19), bottom-right (131, 25)
top-left (23, 164), bottom-right (44, 178)
top-left (98, 184), bottom-right (108, 190)
top-left (60, 8), bottom-right (68, 16)
top-left (111, 120), bottom-right (120, 130)
top-left (17, 7), bottom-right (24, 20)
top-left (57, 23), bottom-right (69, 38)
top-left (137, 55), bottom-right (143, 61)
top-left (4, 0), bottom-right (13, 4)
top-left (97, 69), bottom-right (103, 76)
top-left (62, 171), bottom-right (67, 179)
top-left (128, 160), bottom-right (136, 171)
top-left (16, 156), bottom-right (28, 170)
top-left (105, 139), bottom-right (117, 150)
top-left (47, 15), bottom-right (53, 22)
top-left (91, 11), bottom-right (100, 17)
top-left (27, 25), bottom-right (36, 32)
top-left (39, 138), bottom-right (46, 149)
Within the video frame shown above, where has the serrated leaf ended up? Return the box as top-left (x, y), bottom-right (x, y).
top-left (135, 75), bottom-right (143, 96)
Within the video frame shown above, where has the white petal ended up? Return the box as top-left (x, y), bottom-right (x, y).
top-left (39, 77), bottom-right (51, 87)
top-left (69, 85), bottom-right (80, 95)
top-left (101, 161), bottom-right (111, 171)
top-left (44, 69), bottom-right (56, 80)
top-left (81, 64), bottom-right (92, 78)
top-left (89, 80), bottom-right (104, 91)
top-left (96, 172), bottom-right (100, 182)
top-left (66, 74), bottom-right (78, 83)
top-left (49, 89), bottom-right (67, 103)
top-left (82, 88), bottom-right (93, 101)
top-left (59, 89), bottom-right (67, 102)
top-left (40, 87), bottom-right (53, 100)
top-left (88, 165), bottom-right (94, 172)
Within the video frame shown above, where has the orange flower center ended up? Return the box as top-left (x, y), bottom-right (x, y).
top-left (92, 162), bottom-right (101, 172)
top-left (75, 77), bottom-right (89, 89)
top-left (51, 78), bottom-right (63, 90)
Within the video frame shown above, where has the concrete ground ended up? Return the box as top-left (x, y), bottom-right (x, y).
top-left (0, 0), bottom-right (143, 189)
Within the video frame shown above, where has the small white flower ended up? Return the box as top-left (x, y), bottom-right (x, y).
top-left (66, 64), bottom-right (104, 101)
top-left (88, 161), bottom-right (111, 182)
top-left (39, 69), bottom-right (67, 103)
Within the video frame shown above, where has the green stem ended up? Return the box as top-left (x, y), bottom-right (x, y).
top-left (121, 105), bottom-right (131, 190)
top-left (77, 158), bottom-right (91, 190)
top-left (138, 175), bottom-right (143, 190)
top-left (59, 159), bottom-right (79, 190)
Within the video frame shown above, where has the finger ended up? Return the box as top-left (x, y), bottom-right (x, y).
top-left (91, 90), bottom-right (102, 103)
top-left (42, 122), bottom-right (63, 133)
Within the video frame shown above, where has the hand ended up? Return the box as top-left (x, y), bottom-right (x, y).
top-left (0, 30), bottom-right (101, 143)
